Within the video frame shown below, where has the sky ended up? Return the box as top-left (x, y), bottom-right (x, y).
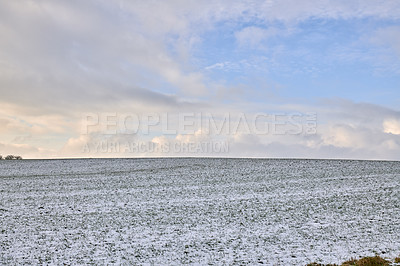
top-left (0, 0), bottom-right (400, 160)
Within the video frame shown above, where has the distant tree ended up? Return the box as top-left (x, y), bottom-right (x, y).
top-left (0, 155), bottom-right (2, 160)
top-left (3, 155), bottom-right (23, 160)
top-left (5, 155), bottom-right (15, 160)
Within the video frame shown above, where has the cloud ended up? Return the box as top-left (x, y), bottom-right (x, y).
top-left (9, 98), bottom-right (400, 160)
top-left (0, 1), bottom-right (399, 160)
top-left (252, 0), bottom-right (400, 21)
top-left (372, 26), bottom-right (400, 55)
top-left (60, 132), bottom-right (142, 158)
top-left (221, 99), bottom-right (400, 160)
top-left (0, 0), bottom-right (210, 116)
top-left (0, 113), bottom-right (72, 139)
top-left (235, 26), bottom-right (279, 49)
top-left (1, 0), bottom-right (399, 115)
top-left (383, 118), bottom-right (400, 135)
top-left (321, 124), bottom-right (373, 149)
top-left (0, 142), bottom-right (55, 159)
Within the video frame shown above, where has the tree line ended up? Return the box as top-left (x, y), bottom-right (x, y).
top-left (0, 155), bottom-right (23, 160)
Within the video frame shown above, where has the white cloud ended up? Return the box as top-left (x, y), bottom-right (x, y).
top-left (321, 124), bottom-right (367, 149)
top-left (9, 99), bottom-right (400, 160)
top-left (0, 1), bottom-right (400, 160)
top-left (383, 118), bottom-right (400, 135)
top-left (371, 26), bottom-right (400, 57)
top-left (0, 142), bottom-right (55, 159)
top-left (1, 0), bottom-right (399, 114)
top-left (235, 26), bottom-right (279, 49)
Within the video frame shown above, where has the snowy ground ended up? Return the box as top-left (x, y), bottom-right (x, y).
top-left (1, 158), bottom-right (399, 265)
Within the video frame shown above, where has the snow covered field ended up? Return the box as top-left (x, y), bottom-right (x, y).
top-left (1, 158), bottom-right (399, 265)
